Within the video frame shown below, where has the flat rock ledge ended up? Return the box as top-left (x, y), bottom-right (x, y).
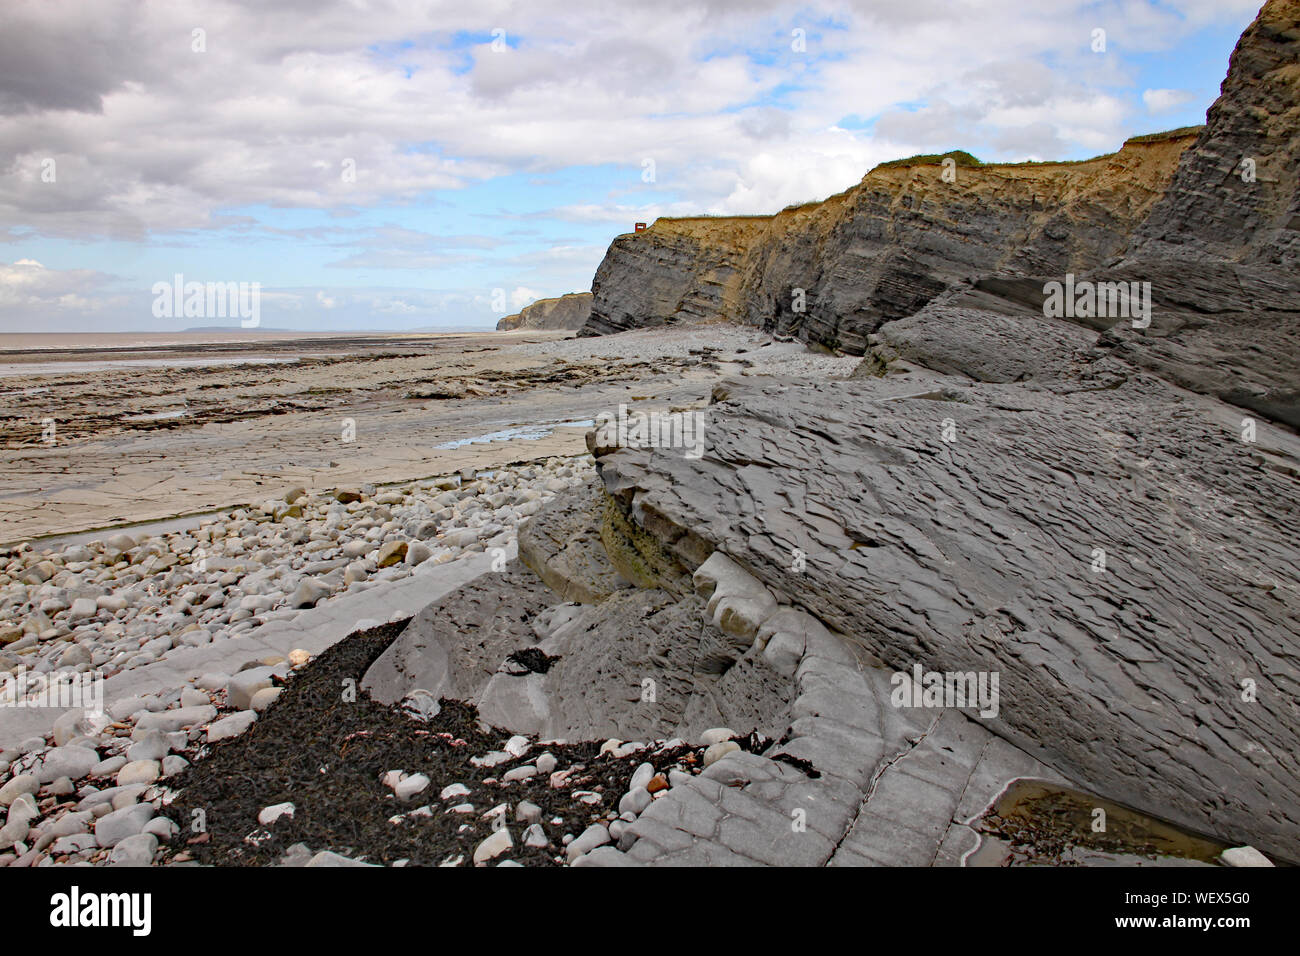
top-left (590, 360), bottom-right (1300, 861)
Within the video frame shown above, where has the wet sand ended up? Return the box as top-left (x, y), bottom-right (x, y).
top-left (0, 326), bottom-right (857, 544)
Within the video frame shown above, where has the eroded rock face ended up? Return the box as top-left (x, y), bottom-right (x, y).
top-left (580, 218), bottom-right (772, 337)
top-left (578, 133), bottom-right (1197, 351)
top-left (1129, 0), bottom-right (1300, 267)
top-left (363, 487), bottom-right (793, 744)
top-left (496, 292), bottom-right (593, 331)
top-left (579, 1), bottom-right (1299, 360)
top-left (868, 269), bottom-right (1300, 429)
top-left (591, 358), bottom-right (1300, 860)
top-left (516, 480), bottom-right (629, 603)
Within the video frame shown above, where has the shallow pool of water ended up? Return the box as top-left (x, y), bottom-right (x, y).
top-left (967, 778), bottom-right (1233, 866)
top-left (433, 419), bottom-right (594, 449)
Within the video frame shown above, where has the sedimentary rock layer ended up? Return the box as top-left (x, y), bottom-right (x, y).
top-left (590, 353), bottom-right (1300, 859)
top-left (580, 0), bottom-right (1300, 366)
top-left (1130, 0), bottom-right (1300, 267)
top-left (497, 292), bottom-right (592, 331)
top-left (580, 133), bottom-right (1197, 351)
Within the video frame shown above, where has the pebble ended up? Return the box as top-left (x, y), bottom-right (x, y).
top-left (440, 783), bottom-right (471, 800)
top-left (142, 817), bottom-right (179, 841)
top-left (618, 788), bottom-right (653, 816)
top-left (515, 800), bottom-right (542, 825)
top-left (566, 823), bottom-right (610, 862)
top-left (127, 732), bottom-right (169, 762)
top-left (522, 823), bottom-right (548, 848)
top-left (703, 740), bottom-right (741, 768)
top-left (50, 833), bottom-right (98, 855)
top-left (67, 598), bottom-right (98, 621)
top-left (107, 832), bottom-right (158, 867)
top-left (377, 541), bottom-right (408, 568)
top-left (472, 827), bottom-right (513, 864)
top-left (258, 802), bottom-right (295, 826)
top-left (699, 728), bottom-right (737, 746)
top-left (46, 810), bottom-right (93, 837)
top-left (405, 541), bottom-right (432, 566)
top-left (8, 793), bottom-right (39, 825)
top-left (305, 851), bottom-right (378, 867)
top-left (504, 735), bottom-right (531, 758)
top-left (0, 818), bottom-right (28, 850)
top-left (629, 762), bottom-right (654, 792)
top-left (1220, 845), bottom-right (1273, 867)
top-left (115, 760), bottom-right (161, 787)
top-left (111, 785), bottom-right (149, 810)
top-left (161, 755), bottom-right (189, 777)
top-left (394, 774), bottom-right (431, 801)
top-left (180, 688), bottom-right (210, 708)
top-left (206, 711), bottom-right (257, 742)
top-left (534, 753), bottom-right (557, 775)
top-left (94, 803), bottom-right (155, 848)
top-left (227, 668), bottom-right (276, 710)
top-left (250, 687), bottom-right (282, 712)
top-left (290, 578), bottom-right (331, 608)
top-left (136, 705), bottom-right (216, 733)
top-left (0, 774), bottom-right (39, 806)
top-left (37, 746), bottom-right (100, 784)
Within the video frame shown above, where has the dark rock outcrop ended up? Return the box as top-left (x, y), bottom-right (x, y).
top-left (1129, 0), bottom-right (1300, 267)
top-left (497, 292), bottom-right (592, 331)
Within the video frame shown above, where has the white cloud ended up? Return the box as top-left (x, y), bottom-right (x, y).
top-left (0, 258), bottom-right (119, 311)
top-left (0, 0), bottom-right (1259, 243)
top-left (1143, 88), bottom-right (1196, 113)
top-left (510, 286), bottom-right (542, 309)
top-left (0, 0), bottom-right (1263, 330)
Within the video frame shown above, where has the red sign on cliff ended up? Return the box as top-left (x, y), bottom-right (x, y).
top-left (634, 222), bottom-right (647, 232)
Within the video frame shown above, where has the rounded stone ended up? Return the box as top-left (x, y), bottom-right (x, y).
top-left (702, 740), bottom-right (741, 768)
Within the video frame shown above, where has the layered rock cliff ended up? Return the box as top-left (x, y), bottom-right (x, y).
top-left (1130, 0), bottom-right (1300, 266)
top-left (497, 291), bottom-right (592, 331)
top-left (581, 131), bottom-right (1198, 351)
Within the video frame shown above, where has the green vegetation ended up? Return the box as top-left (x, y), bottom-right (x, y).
top-left (1125, 125), bottom-right (1205, 144)
top-left (876, 149), bottom-right (982, 169)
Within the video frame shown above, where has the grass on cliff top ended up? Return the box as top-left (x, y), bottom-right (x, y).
top-left (635, 125), bottom-right (1206, 230)
top-left (875, 149), bottom-right (983, 169)
top-left (1124, 125), bottom-right (1205, 143)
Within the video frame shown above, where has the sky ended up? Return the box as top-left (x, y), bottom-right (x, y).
top-left (0, 0), bottom-right (1264, 333)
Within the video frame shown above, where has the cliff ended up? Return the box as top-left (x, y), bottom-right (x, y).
top-left (580, 131), bottom-right (1198, 351)
top-left (1130, 0), bottom-right (1300, 266)
top-left (497, 291), bottom-right (592, 331)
